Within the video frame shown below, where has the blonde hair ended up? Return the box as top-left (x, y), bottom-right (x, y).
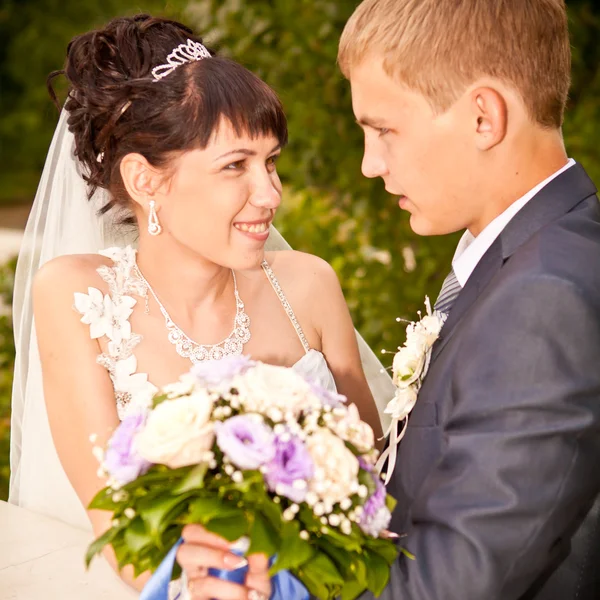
top-left (338, 0), bottom-right (570, 128)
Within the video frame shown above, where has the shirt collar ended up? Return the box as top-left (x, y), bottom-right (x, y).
top-left (452, 158), bottom-right (576, 287)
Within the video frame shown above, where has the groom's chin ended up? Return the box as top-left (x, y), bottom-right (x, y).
top-left (407, 213), bottom-right (438, 236)
top-left (407, 214), bottom-right (456, 237)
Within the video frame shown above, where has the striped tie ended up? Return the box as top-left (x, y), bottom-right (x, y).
top-left (434, 268), bottom-right (462, 315)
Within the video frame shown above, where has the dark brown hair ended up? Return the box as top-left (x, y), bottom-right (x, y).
top-left (48, 14), bottom-right (288, 214)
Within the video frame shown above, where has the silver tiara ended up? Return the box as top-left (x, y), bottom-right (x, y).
top-left (151, 39), bottom-right (211, 82)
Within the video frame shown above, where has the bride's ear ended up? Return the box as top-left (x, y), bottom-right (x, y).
top-left (120, 153), bottom-right (162, 208)
top-left (471, 87), bottom-right (507, 151)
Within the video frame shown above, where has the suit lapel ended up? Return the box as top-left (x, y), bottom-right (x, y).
top-left (500, 163), bottom-right (596, 259)
top-left (430, 163), bottom-right (597, 365)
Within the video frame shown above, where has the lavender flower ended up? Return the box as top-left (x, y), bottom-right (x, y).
top-left (215, 415), bottom-right (275, 470)
top-left (265, 435), bottom-right (314, 503)
top-left (359, 457), bottom-right (373, 471)
top-left (308, 381), bottom-right (347, 408)
top-left (103, 412), bottom-right (151, 486)
top-left (192, 355), bottom-right (255, 387)
top-left (359, 475), bottom-right (391, 537)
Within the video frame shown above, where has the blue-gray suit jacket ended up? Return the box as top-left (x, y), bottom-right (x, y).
top-left (367, 163), bottom-right (600, 600)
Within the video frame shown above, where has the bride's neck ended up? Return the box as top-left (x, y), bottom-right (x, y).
top-left (134, 238), bottom-right (233, 319)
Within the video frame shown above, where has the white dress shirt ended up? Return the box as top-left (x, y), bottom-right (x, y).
top-left (452, 159), bottom-right (576, 287)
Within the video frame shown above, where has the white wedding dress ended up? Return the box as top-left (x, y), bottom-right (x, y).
top-left (9, 109), bottom-right (395, 535)
top-left (76, 244), bottom-right (339, 422)
top-left (14, 245), bottom-right (340, 530)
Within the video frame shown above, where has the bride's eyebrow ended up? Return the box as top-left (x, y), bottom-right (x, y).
top-left (214, 143), bottom-right (282, 162)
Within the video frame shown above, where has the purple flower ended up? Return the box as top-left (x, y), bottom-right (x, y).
top-left (358, 457), bottom-right (372, 471)
top-left (265, 435), bottom-right (314, 503)
top-left (103, 412), bottom-right (151, 486)
top-left (215, 415), bottom-right (275, 470)
top-left (308, 381), bottom-right (347, 408)
top-left (363, 477), bottom-right (386, 518)
top-left (192, 355), bottom-right (255, 387)
top-left (359, 474), bottom-right (391, 537)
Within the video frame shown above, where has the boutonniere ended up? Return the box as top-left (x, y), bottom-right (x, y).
top-left (376, 297), bottom-right (445, 484)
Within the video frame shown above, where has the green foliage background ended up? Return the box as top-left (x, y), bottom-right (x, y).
top-left (1, 0), bottom-right (599, 500)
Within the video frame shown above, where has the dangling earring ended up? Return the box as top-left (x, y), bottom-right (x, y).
top-left (148, 200), bottom-right (162, 236)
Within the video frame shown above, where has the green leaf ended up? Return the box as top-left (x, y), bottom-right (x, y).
top-left (185, 496), bottom-right (241, 524)
top-left (88, 487), bottom-right (120, 511)
top-left (320, 525), bottom-right (363, 553)
top-left (298, 551), bottom-right (345, 596)
top-left (297, 564), bottom-right (332, 600)
top-left (85, 526), bottom-right (120, 567)
top-left (352, 552), bottom-right (369, 582)
top-left (138, 494), bottom-right (191, 538)
top-left (317, 539), bottom-right (354, 579)
top-left (248, 511), bottom-right (280, 557)
top-left (385, 493), bottom-right (397, 514)
top-left (111, 535), bottom-right (133, 570)
top-left (204, 512), bottom-right (248, 542)
top-left (340, 579), bottom-right (368, 600)
top-left (270, 522), bottom-right (314, 574)
top-left (122, 465), bottom-right (185, 493)
top-left (260, 494), bottom-right (284, 525)
top-left (363, 550), bottom-right (391, 597)
top-left (171, 464), bottom-right (207, 495)
top-left (364, 537), bottom-right (400, 565)
top-left (400, 546), bottom-right (416, 561)
top-left (358, 469), bottom-right (377, 497)
top-left (152, 392), bottom-right (171, 408)
top-left (124, 517), bottom-right (153, 554)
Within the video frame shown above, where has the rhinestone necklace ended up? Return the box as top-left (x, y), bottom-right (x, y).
top-left (133, 263), bottom-right (251, 364)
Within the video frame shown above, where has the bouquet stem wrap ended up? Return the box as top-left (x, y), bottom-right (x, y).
top-left (140, 538), bottom-right (309, 600)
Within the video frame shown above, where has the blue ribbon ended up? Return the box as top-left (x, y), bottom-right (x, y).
top-left (140, 537), bottom-right (309, 600)
top-left (140, 538), bottom-right (184, 600)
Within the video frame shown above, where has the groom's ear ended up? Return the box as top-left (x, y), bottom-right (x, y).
top-left (471, 88), bottom-right (507, 151)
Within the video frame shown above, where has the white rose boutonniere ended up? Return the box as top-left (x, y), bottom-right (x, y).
top-left (376, 297), bottom-right (445, 484)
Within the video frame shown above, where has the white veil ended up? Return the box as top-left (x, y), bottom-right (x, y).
top-left (9, 110), bottom-right (394, 529)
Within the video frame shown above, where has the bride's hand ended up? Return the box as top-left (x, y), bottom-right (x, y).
top-left (177, 524), bottom-right (271, 600)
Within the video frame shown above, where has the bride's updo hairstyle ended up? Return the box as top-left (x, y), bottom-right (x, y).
top-left (47, 14), bottom-right (288, 215)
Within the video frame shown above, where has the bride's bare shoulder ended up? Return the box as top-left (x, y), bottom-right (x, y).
top-left (263, 250), bottom-right (342, 299)
top-left (265, 249), bottom-right (334, 275)
top-left (33, 252), bottom-right (113, 298)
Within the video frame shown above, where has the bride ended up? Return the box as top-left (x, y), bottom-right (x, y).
top-left (9, 13), bottom-right (393, 595)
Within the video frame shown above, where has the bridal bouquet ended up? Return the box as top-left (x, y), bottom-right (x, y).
top-left (86, 356), bottom-right (399, 599)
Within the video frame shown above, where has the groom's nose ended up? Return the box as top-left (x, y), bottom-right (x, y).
top-left (361, 142), bottom-right (388, 179)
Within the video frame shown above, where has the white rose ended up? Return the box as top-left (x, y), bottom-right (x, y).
top-left (392, 344), bottom-right (426, 386)
top-left (162, 373), bottom-right (197, 399)
top-left (384, 386), bottom-right (418, 421)
top-left (404, 322), bottom-right (429, 351)
top-left (234, 363), bottom-right (320, 418)
top-left (136, 391), bottom-right (215, 469)
top-left (416, 314), bottom-right (443, 346)
top-left (306, 428), bottom-right (359, 505)
top-left (332, 403), bottom-right (375, 453)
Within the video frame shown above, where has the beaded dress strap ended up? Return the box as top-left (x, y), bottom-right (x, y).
top-left (261, 260), bottom-right (311, 354)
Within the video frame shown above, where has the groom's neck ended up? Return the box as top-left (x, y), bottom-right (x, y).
top-left (467, 129), bottom-right (568, 237)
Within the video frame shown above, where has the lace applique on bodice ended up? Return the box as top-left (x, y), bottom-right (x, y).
top-left (73, 246), bottom-right (157, 419)
top-left (74, 246), bottom-right (337, 420)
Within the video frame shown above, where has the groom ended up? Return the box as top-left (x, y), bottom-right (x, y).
top-left (336, 0), bottom-right (600, 598)
top-left (178, 1), bottom-right (600, 598)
